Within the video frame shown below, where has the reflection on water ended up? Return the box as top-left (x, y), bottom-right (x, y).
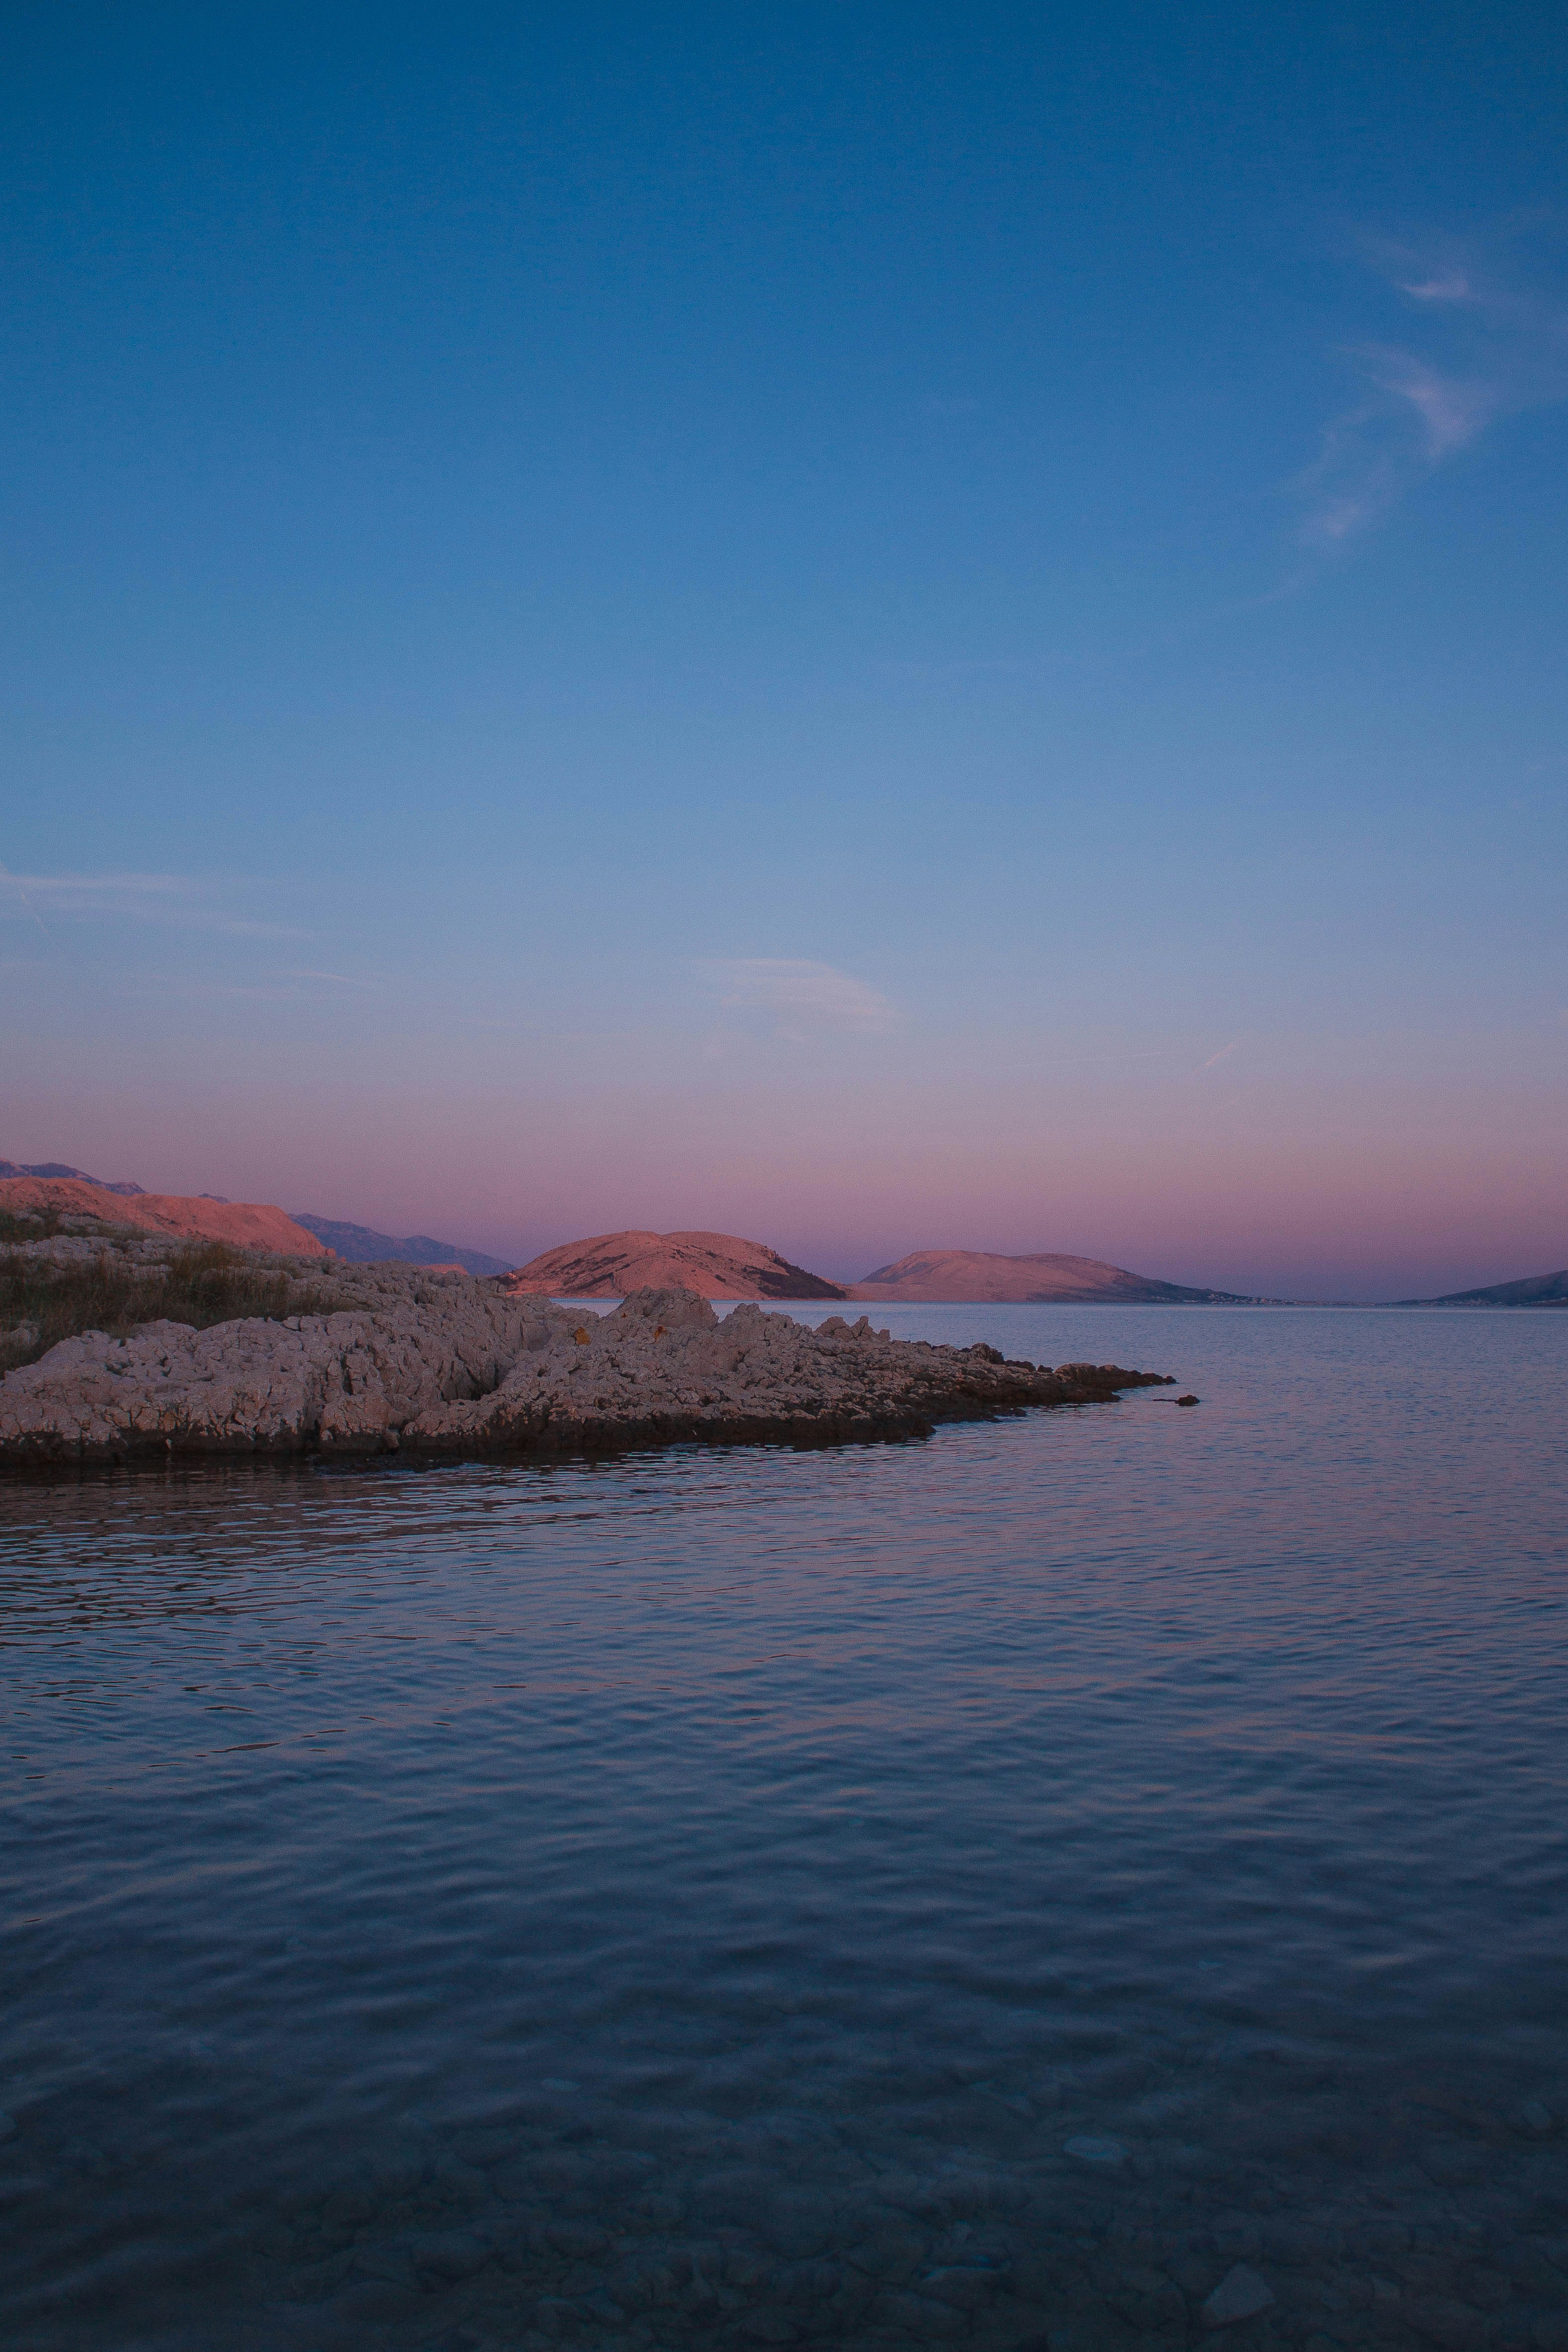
top-left (0, 1305), bottom-right (1565, 2352)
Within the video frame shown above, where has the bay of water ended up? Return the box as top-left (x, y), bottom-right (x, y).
top-left (1, 1304), bottom-right (1565, 2352)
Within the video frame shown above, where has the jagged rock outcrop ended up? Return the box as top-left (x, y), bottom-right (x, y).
top-left (0, 1272), bottom-right (1172, 1467)
top-left (0, 1261), bottom-right (558, 1463)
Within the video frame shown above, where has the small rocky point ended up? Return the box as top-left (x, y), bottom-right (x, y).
top-left (0, 1255), bottom-right (1174, 1468)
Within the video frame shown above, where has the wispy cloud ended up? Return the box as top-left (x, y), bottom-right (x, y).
top-left (276, 969), bottom-right (376, 988)
top-left (0, 864), bottom-right (52, 935)
top-left (1298, 224), bottom-right (1568, 544)
top-left (1197, 1040), bottom-right (1242, 1072)
top-left (1365, 349), bottom-right (1497, 458)
top-left (700, 958), bottom-right (896, 1040)
top-left (0, 867), bottom-right (297, 937)
top-left (0, 867), bottom-right (187, 907)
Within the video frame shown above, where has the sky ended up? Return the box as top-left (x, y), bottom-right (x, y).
top-left (2, 1), bottom-right (1566, 1300)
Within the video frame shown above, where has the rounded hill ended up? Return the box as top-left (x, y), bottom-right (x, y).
top-left (501, 1229), bottom-right (846, 1301)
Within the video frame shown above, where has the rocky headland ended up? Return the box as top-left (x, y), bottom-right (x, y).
top-left (0, 1238), bottom-right (1172, 1468)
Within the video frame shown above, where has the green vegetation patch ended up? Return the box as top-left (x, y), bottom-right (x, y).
top-left (0, 1242), bottom-right (342, 1373)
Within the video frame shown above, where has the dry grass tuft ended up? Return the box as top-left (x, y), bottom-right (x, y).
top-left (0, 1241), bottom-right (342, 1372)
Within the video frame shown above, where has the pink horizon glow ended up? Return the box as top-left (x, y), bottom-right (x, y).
top-left (6, 1074), bottom-right (1563, 1303)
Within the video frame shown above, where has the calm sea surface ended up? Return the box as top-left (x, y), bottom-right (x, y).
top-left (1, 1304), bottom-right (1565, 2352)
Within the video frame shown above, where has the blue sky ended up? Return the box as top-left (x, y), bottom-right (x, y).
top-left (3, 3), bottom-right (1566, 1295)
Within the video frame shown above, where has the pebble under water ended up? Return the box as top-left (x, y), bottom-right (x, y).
top-left (1, 1302), bottom-right (1565, 2352)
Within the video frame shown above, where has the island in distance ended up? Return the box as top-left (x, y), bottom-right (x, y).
top-left (9, 1164), bottom-right (1563, 1306)
top-left (1394, 1267), bottom-right (1568, 1308)
top-left (0, 1180), bottom-right (1259, 1300)
top-left (502, 1229), bottom-right (849, 1300)
top-left (500, 1230), bottom-right (1267, 1303)
top-left (844, 1248), bottom-right (1264, 1305)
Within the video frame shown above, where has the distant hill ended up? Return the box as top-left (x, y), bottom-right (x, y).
top-left (502, 1229), bottom-right (847, 1300)
top-left (0, 1159), bottom-right (144, 1196)
top-left (0, 1175), bottom-right (327, 1255)
top-left (290, 1214), bottom-right (510, 1278)
top-left (846, 1248), bottom-right (1263, 1304)
top-left (1396, 1268), bottom-right (1568, 1308)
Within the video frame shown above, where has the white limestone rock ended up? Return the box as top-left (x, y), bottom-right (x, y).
top-left (0, 1262), bottom-right (574, 1463)
top-left (0, 1274), bottom-right (1171, 1466)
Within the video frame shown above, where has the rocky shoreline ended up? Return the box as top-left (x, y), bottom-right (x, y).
top-left (0, 1258), bottom-right (1173, 1469)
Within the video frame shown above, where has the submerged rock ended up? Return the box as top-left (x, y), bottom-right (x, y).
top-left (1201, 2263), bottom-right (1275, 2327)
top-left (0, 1272), bottom-right (1174, 1468)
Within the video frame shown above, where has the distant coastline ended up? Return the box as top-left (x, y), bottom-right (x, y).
top-left (4, 1164), bottom-right (1563, 1308)
top-left (1390, 1269), bottom-right (1568, 1309)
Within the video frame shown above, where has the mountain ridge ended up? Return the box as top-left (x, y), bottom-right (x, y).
top-left (0, 1175), bottom-right (327, 1257)
top-left (0, 1159), bottom-right (145, 1197)
top-left (289, 1214), bottom-right (510, 1278)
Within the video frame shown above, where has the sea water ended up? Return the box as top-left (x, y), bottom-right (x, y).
top-left (0, 1304), bottom-right (1564, 2351)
